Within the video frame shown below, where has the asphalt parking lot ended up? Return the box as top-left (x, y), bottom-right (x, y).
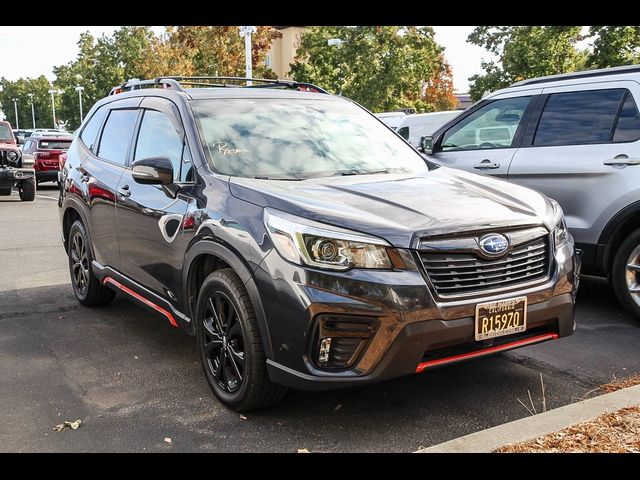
top-left (2, 187), bottom-right (640, 452)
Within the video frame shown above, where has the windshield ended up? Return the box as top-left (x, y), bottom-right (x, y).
top-left (193, 98), bottom-right (428, 179)
top-left (0, 125), bottom-right (14, 142)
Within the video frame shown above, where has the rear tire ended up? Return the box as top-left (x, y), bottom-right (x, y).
top-left (0, 187), bottom-right (11, 196)
top-left (19, 179), bottom-right (35, 201)
top-left (611, 227), bottom-right (640, 322)
top-left (68, 220), bottom-right (116, 307)
top-left (195, 268), bottom-right (287, 411)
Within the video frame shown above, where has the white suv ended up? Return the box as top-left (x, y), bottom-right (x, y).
top-left (422, 65), bottom-right (640, 320)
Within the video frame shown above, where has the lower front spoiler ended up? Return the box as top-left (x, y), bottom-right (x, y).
top-left (267, 293), bottom-right (575, 391)
top-left (0, 167), bottom-right (35, 183)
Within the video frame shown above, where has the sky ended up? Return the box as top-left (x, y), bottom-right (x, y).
top-left (0, 26), bottom-right (493, 92)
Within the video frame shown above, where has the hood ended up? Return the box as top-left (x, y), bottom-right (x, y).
top-left (229, 167), bottom-right (554, 248)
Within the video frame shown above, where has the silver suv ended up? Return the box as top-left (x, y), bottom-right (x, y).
top-left (422, 65), bottom-right (640, 320)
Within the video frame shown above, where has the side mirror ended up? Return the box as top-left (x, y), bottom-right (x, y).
top-left (132, 157), bottom-right (173, 185)
top-left (421, 135), bottom-right (434, 155)
top-left (16, 135), bottom-right (25, 145)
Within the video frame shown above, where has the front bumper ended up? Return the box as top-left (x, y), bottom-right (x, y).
top-left (0, 167), bottom-right (35, 185)
top-left (257, 237), bottom-right (578, 391)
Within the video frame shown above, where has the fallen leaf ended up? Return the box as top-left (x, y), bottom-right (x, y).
top-left (164, 437), bottom-right (172, 444)
top-left (53, 419), bottom-right (82, 432)
top-left (240, 414), bottom-right (248, 420)
top-left (334, 404), bottom-right (342, 411)
top-left (58, 316), bottom-right (66, 320)
top-left (297, 448), bottom-right (309, 453)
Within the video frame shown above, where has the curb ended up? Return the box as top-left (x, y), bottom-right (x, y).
top-left (415, 384), bottom-right (640, 453)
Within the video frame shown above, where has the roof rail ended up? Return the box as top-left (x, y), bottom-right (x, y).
top-left (511, 64), bottom-right (640, 87)
top-left (109, 76), bottom-right (328, 95)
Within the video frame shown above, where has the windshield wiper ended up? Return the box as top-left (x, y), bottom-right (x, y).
top-left (336, 168), bottom-right (391, 176)
top-left (253, 175), bottom-right (307, 181)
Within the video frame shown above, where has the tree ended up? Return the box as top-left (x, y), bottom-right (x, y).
top-left (468, 26), bottom-right (586, 100)
top-left (588, 26), bottom-right (640, 68)
top-left (0, 76), bottom-right (56, 129)
top-left (289, 26), bottom-right (457, 112)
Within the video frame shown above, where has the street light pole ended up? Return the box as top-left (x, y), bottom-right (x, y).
top-left (47, 89), bottom-right (58, 129)
top-left (13, 98), bottom-right (19, 129)
top-left (75, 86), bottom-right (85, 123)
top-left (28, 93), bottom-right (35, 129)
top-left (239, 26), bottom-right (256, 85)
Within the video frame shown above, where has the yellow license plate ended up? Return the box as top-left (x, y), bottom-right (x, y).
top-left (475, 296), bottom-right (527, 341)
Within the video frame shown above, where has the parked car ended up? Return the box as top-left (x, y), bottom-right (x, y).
top-left (374, 111), bottom-right (407, 130)
top-left (22, 134), bottom-right (73, 184)
top-left (396, 111), bottom-right (462, 148)
top-left (0, 121), bottom-right (36, 201)
top-left (421, 64), bottom-right (640, 320)
top-left (59, 76), bottom-right (579, 411)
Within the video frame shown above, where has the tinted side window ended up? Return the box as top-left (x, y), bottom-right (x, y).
top-left (97, 109), bottom-right (139, 166)
top-left (398, 126), bottom-right (409, 140)
top-left (534, 89), bottom-right (625, 147)
top-left (134, 110), bottom-right (184, 181)
top-left (441, 97), bottom-right (531, 151)
top-left (80, 105), bottom-right (108, 151)
top-left (614, 93), bottom-right (640, 143)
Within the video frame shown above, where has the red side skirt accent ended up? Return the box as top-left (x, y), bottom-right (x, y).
top-left (415, 333), bottom-right (558, 373)
top-left (102, 276), bottom-right (178, 328)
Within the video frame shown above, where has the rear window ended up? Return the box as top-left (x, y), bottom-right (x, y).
top-left (38, 140), bottom-right (71, 150)
top-left (0, 125), bottom-right (13, 142)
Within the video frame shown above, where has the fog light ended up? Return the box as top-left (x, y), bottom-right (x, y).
top-left (318, 338), bottom-right (332, 364)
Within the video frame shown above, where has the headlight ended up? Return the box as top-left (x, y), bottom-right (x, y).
top-left (550, 199), bottom-right (568, 246)
top-left (7, 150), bottom-right (18, 162)
top-left (21, 153), bottom-right (35, 166)
top-left (264, 208), bottom-right (393, 271)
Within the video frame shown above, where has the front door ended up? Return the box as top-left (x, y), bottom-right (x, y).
top-left (507, 81), bottom-right (640, 247)
top-left (116, 101), bottom-right (195, 303)
top-left (427, 92), bottom-right (540, 179)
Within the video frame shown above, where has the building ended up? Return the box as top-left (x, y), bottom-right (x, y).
top-left (266, 27), bottom-right (306, 79)
top-left (454, 93), bottom-right (473, 110)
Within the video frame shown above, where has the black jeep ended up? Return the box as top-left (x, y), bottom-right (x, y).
top-left (0, 121), bottom-right (36, 201)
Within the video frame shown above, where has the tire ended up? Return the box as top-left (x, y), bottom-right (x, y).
top-left (0, 187), bottom-right (11, 196)
top-left (19, 178), bottom-right (35, 201)
top-left (68, 220), bottom-right (116, 307)
top-left (195, 268), bottom-right (286, 411)
top-left (611, 227), bottom-right (640, 322)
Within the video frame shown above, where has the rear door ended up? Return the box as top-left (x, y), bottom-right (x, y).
top-left (80, 100), bottom-right (140, 268)
top-left (507, 81), bottom-right (640, 247)
top-left (115, 97), bottom-right (195, 302)
top-left (426, 90), bottom-right (541, 179)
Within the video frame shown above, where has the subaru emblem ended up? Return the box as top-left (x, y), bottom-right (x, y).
top-left (479, 234), bottom-right (509, 257)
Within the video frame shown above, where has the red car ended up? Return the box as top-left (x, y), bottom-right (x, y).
top-left (22, 134), bottom-right (73, 184)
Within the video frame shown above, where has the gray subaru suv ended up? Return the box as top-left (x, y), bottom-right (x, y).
top-left (423, 65), bottom-right (640, 321)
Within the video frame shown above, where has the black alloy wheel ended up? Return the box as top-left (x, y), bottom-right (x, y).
top-left (203, 291), bottom-right (246, 393)
top-left (195, 269), bottom-right (286, 411)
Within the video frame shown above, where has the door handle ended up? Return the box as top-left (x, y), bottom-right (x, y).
top-left (473, 159), bottom-right (500, 169)
top-left (603, 154), bottom-right (640, 166)
top-left (119, 184), bottom-right (131, 198)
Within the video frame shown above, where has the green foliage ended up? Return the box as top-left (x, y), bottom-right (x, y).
top-left (468, 26), bottom-right (586, 101)
top-left (0, 76), bottom-right (56, 129)
top-left (289, 26), bottom-right (457, 112)
top-left (588, 26), bottom-right (640, 68)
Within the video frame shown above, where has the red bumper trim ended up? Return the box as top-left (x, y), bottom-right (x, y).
top-left (102, 276), bottom-right (178, 328)
top-left (415, 333), bottom-right (558, 373)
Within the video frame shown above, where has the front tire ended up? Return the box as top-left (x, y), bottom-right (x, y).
top-left (68, 220), bottom-right (115, 306)
top-left (195, 268), bottom-right (286, 411)
top-left (612, 227), bottom-right (640, 322)
top-left (19, 178), bottom-right (35, 201)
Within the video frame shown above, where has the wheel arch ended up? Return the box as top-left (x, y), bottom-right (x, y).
top-left (183, 236), bottom-right (274, 359)
top-left (61, 198), bottom-right (92, 256)
top-left (598, 200), bottom-right (640, 274)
